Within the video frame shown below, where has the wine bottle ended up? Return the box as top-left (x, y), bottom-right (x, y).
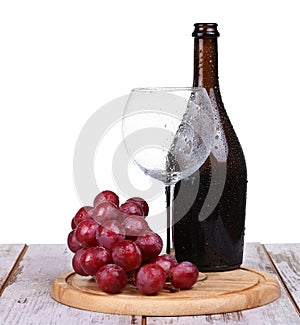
top-left (173, 23), bottom-right (247, 271)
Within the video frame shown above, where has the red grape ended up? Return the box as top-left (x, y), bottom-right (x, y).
top-left (95, 264), bottom-right (127, 294)
top-left (127, 197), bottom-right (149, 216)
top-left (152, 254), bottom-right (178, 276)
top-left (92, 201), bottom-right (124, 225)
top-left (67, 230), bottom-right (82, 253)
top-left (96, 220), bottom-right (125, 250)
top-left (119, 201), bottom-right (144, 216)
top-left (135, 231), bottom-right (163, 261)
top-left (122, 215), bottom-right (149, 238)
top-left (80, 246), bottom-right (112, 276)
top-left (135, 263), bottom-right (166, 295)
top-left (112, 240), bottom-right (142, 272)
top-left (71, 206), bottom-right (93, 229)
top-left (72, 248), bottom-right (88, 276)
top-left (75, 219), bottom-right (99, 248)
top-left (68, 190), bottom-right (200, 295)
top-left (169, 261), bottom-right (199, 289)
top-left (93, 190), bottom-right (119, 208)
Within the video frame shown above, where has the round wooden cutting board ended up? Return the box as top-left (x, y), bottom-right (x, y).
top-left (51, 267), bottom-right (280, 316)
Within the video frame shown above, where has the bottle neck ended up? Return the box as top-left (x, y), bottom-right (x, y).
top-left (193, 37), bottom-right (219, 90)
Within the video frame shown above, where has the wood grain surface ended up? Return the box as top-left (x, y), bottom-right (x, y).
top-left (0, 244), bottom-right (138, 324)
top-left (265, 243), bottom-right (300, 311)
top-left (0, 243), bottom-right (299, 324)
top-left (0, 244), bottom-right (26, 295)
top-left (51, 266), bottom-right (280, 316)
top-left (146, 242), bottom-right (300, 325)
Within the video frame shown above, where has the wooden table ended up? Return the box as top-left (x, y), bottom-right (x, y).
top-left (0, 243), bottom-right (299, 324)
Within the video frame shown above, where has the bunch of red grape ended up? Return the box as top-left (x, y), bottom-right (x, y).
top-left (67, 190), bottom-right (199, 295)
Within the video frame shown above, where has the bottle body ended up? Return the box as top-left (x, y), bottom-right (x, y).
top-left (173, 23), bottom-right (247, 271)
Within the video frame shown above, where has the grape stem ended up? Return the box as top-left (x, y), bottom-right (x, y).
top-left (163, 282), bottom-right (179, 293)
top-left (127, 271), bottom-right (137, 286)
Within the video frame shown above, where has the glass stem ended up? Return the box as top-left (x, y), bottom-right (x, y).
top-left (166, 184), bottom-right (175, 255)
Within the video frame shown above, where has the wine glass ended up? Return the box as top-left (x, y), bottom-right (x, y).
top-left (122, 87), bottom-right (215, 254)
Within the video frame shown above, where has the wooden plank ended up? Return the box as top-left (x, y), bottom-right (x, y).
top-left (146, 243), bottom-right (300, 325)
top-left (0, 244), bottom-right (26, 295)
top-left (0, 244), bottom-right (140, 325)
top-left (264, 243), bottom-right (300, 311)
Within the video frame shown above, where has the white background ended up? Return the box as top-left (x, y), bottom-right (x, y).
top-left (0, 0), bottom-right (299, 244)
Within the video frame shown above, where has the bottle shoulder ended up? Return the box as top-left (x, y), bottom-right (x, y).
top-left (208, 88), bottom-right (247, 168)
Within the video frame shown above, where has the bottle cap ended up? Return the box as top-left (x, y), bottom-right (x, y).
top-left (192, 23), bottom-right (220, 38)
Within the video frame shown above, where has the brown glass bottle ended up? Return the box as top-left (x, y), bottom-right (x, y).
top-left (173, 23), bottom-right (247, 271)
